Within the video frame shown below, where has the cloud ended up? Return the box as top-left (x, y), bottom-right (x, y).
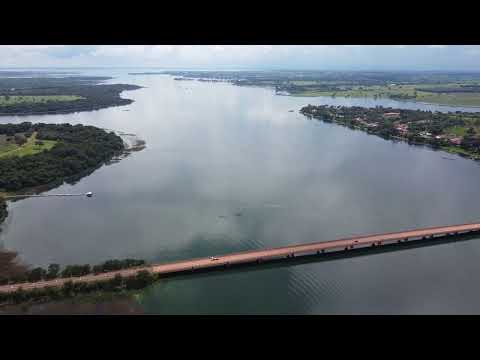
top-left (0, 45), bottom-right (478, 71)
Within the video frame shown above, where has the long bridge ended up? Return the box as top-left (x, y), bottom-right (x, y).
top-left (2, 221), bottom-right (480, 294)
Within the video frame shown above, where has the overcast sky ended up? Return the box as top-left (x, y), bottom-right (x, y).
top-left (1, 45), bottom-right (479, 71)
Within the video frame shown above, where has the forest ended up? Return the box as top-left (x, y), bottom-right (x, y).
top-left (0, 76), bottom-right (141, 115)
top-left (0, 122), bottom-right (125, 192)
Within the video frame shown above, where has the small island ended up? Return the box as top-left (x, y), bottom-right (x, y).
top-left (300, 104), bottom-right (480, 160)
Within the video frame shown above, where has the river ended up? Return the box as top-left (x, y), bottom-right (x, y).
top-left (2, 69), bottom-right (480, 314)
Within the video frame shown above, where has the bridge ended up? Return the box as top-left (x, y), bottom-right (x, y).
top-left (2, 221), bottom-right (480, 294)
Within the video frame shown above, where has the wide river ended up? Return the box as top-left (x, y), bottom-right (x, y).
top-left (3, 69), bottom-right (480, 314)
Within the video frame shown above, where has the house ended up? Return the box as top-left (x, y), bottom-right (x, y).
top-left (355, 117), bottom-right (378, 128)
top-left (419, 131), bottom-right (432, 138)
top-left (450, 137), bottom-right (463, 145)
top-left (384, 112), bottom-right (401, 118)
top-left (394, 123), bottom-right (409, 134)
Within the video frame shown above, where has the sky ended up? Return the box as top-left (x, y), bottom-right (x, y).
top-left (0, 45), bottom-right (479, 71)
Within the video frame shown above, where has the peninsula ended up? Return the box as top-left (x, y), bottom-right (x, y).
top-left (0, 122), bottom-right (127, 229)
top-left (0, 74), bottom-right (141, 115)
top-left (300, 105), bottom-right (480, 160)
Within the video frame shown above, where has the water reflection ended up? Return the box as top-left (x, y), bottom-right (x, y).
top-left (3, 72), bottom-right (480, 313)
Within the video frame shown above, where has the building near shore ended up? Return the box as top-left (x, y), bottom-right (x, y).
top-left (450, 137), bottom-right (463, 145)
top-left (384, 112), bottom-right (401, 118)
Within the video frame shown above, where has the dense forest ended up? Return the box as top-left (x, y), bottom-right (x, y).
top-left (0, 76), bottom-right (141, 115)
top-left (0, 122), bottom-right (125, 192)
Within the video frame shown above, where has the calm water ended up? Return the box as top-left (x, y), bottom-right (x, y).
top-left (3, 70), bottom-right (480, 314)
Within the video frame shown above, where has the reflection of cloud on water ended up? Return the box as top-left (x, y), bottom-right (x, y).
top-left (138, 233), bottom-right (316, 314)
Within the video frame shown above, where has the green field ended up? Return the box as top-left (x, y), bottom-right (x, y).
top-left (0, 95), bottom-right (83, 107)
top-left (441, 145), bottom-right (480, 159)
top-left (415, 92), bottom-right (480, 106)
top-left (0, 132), bottom-right (57, 159)
top-left (445, 126), bottom-right (468, 137)
top-left (290, 83), bottom-right (480, 106)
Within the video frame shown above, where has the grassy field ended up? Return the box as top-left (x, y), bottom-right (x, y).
top-left (445, 126), bottom-right (468, 137)
top-left (289, 83), bottom-right (480, 106)
top-left (0, 132), bottom-right (57, 159)
top-left (441, 145), bottom-right (480, 159)
top-left (0, 95), bottom-right (83, 107)
top-left (415, 92), bottom-right (480, 106)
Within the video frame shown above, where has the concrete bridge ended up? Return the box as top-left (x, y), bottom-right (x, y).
top-left (2, 221), bottom-right (480, 294)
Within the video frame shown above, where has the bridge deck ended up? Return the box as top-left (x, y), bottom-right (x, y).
top-left (2, 221), bottom-right (480, 294)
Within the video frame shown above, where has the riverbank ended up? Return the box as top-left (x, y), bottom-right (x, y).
top-left (161, 71), bottom-right (480, 108)
top-left (300, 105), bottom-right (480, 162)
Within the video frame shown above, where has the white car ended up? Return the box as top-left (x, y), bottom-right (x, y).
top-left (210, 257), bottom-right (219, 261)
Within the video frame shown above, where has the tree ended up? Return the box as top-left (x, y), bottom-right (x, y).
top-left (125, 270), bottom-right (154, 290)
top-left (46, 264), bottom-right (60, 279)
top-left (14, 134), bottom-right (27, 146)
top-left (26, 267), bottom-right (46, 282)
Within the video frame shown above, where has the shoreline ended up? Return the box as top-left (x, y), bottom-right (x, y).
top-left (300, 106), bottom-right (480, 163)
top-left (164, 74), bottom-right (480, 109)
top-left (0, 130), bottom-right (146, 234)
top-left (289, 93), bottom-right (480, 109)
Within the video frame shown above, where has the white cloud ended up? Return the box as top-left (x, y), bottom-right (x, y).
top-left (0, 45), bottom-right (477, 71)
